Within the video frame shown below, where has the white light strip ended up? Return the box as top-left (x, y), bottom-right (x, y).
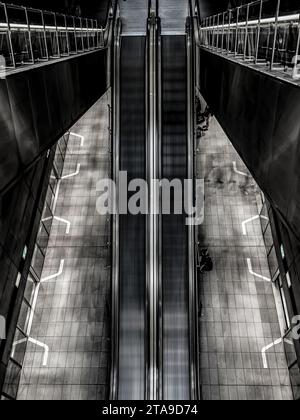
top-left (203, 13), bottom-right (300, 30)
top-left (0, 22), bottom-right (103, 32)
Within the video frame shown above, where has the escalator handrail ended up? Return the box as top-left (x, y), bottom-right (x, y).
top-left (156, 14), bottom-right (163, 404)
top-left (146, 3), bottom-right (162, 401)
top-left (104, 0), bottom-right (120, 48)
top-left (109, 15), bottom-right (122, 401)
top-left (187, 5), bottom-right (201, 401)
top-left (188, 0), bottom-right (201, 47)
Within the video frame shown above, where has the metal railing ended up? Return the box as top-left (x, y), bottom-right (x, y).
top-left (0, 2), bottom-right (112, 70)
top-left (199, 0), bottom-right (300, 81)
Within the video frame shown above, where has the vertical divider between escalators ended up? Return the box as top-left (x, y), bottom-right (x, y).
top-left (157, 6), bottom-right (163, 403)
top-left (145, 0), bottom-right (162, 400)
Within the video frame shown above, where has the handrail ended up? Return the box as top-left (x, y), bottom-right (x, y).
top-left (146, 1), bottom-right (161, 401)
top-left (187, 3), bottom-right (200, 401)
top-left (157, 14), bottom-right (163, 403)
top-left (109, 10), bottom-right (121, 401)
top-left (0, 0), bottom-right (115, 71)
top-left (189, 0), bottom-right (201, 46)
top-left (148, 0), bottom-right (159, 18)
top-left (198, 0), bottom-right (300, 82)
top-left (105, 0), bottom-right (120, 49)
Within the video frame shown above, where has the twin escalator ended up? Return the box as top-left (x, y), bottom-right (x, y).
top-left (161, 35), bottom-right (190, 400)
top-left (111, 4), bottom-right (198, 401)
top-left (118, 36), bottom-right (147, 400)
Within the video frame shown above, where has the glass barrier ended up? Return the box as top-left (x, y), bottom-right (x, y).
top-left (0, 1), bottom-right (110, 70)
top-left (199, 0), bottom-right (300, 82)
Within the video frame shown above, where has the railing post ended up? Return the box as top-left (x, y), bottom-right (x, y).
top-left (91, 19), bottom-right (95, 49)
top-left (86, 18), bottom-right (90, 50)
top-left (94, 19), bottom-right (97, 48)
top-left (292, 15), bottom-right (300, 79)
top-left (255, 0), bottom-right (263, 64)
top-left (94, 19), bottom-right (98, 48)
top-left (41, 10), bottom-right (49, 60)
top-left (80, 17), bottom-right (84, 51)
top-left (4, 3), bottom-right (16, 68)
top-left (73, 16), bottom-right (78, 54)
top-left (53, 12), bottom-right (61, 58)
top-left (270, 0), bottom-right (281, 70)
top-left (243, 3), bottom-right (250, 60)
top-left (221, 12), bottom-right (225, 51)
top-left (95, 20), bottom-right (99, 48)
top-left (216, 14), bottom-right (220, 50)
top-left (212, 15), bottom-right (216, 49)
top-left (206, 18), bottom-right (210, 47)
top-left (206, 17), bottom-right (209, 46)
top-left (207, 17), bottom-right (210, 47)
top-left (24, 7), bottom-right (34, 64)
top-left (101, 27), bottom-right (104, 48)
top-left (227, 9), bottom-right (231, 54)
top-left (234, 7), bottom-right (240, 56)
top-left (64, 14), bottom-right (70, 55)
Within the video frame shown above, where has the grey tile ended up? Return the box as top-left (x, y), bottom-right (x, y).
top-left (17, 94), bottom-right (111, 401)
top-left (197, 117), bottom-right (292, 400)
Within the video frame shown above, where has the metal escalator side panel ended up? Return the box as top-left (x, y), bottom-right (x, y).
top-left (157, 16), bottom-right (164, 403)
top-left (186, 16), bottom-right (199, 401)
top-left (110, 17), bottom-right (121, 401)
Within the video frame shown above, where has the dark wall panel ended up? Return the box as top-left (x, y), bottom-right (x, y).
top-left (200, 48), bottom-right (300, 240)
top-left (0, 49), bottom-right (107, 194)
top-left (28, 71), bottom-right (52, 149)
top-left (7, 75), bottom-right (39, 166)
top-left (0, 83), bottom-right (19, 189)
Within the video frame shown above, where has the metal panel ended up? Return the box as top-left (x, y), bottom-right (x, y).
top-left (0, 81), bottom-right (19, 191)
top-left (271, 83), bottom-right (300, 230)
top-left (27, 70), bottom-right (51, 150)
top-left (0, 48), bottom-right (107, 195)
top-left (200, 47), bottom-right (300, 241)
top-left (43, 64), bottom-right (64, 141)
top-left (6, 75), bottom-right (38, 167)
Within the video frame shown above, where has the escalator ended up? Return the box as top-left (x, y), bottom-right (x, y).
top-left (118, 36), bottom-right (147, 400)
top-left (110, 23), bottom-right (147, 399)
top-left (110, 1), bottom-right (198, 401)
top-left (161, 35), bottom-right (191, 401)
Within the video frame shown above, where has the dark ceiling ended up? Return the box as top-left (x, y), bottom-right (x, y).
top-left (3, 1), bottom-right (297, 23)
top-left (1, 0), bottom-right (237, 19)
top-left (198, 0), bottom-right (230, 17)
top-left (198, 0), bottom-right (300, 17)
top-left (1, 0), bottom-right (110, 23)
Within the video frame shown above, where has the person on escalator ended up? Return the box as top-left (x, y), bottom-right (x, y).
top-left (199, 249), bottom-right (213, 273)
top-left (197, 106), bottom-right (213, 137)
top-left (201, 106), bottom-right (213, 131)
